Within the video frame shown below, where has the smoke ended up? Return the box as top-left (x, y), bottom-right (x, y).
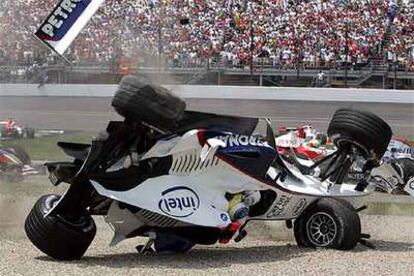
top-left (0, 193), bottom-right (28, 239)
top-left (0, 176), bottom-right (67, 240)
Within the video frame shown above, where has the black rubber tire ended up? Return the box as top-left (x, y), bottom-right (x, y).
top-left (24, 194), bottom-right (96, 260)
top-left (112, 75), bottom-right (186, 131)
top-left (294, 198), bottom-right (361, 250)
top-left (5, 146), bottom-right (31, 165)
top-left (327, 108), bottom-right (392, 159)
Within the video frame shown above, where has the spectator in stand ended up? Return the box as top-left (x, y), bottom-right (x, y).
top-left (0, 0), bottom-right (412, 71)
top-left (387, 0), bottom-right (414, 71)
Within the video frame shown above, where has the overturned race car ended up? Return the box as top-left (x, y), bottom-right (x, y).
top-left (0, 146), bottom-right (40, 182)
top-left (25, 76), bottom-right (393, 260)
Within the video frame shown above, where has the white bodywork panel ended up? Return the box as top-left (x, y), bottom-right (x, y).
top-left (405, 177), bottom-right (414, 196)
top-left (268, 155), bottom-right (375, 197)
top-left (91, 129), bottom-right (373, 232)
top-left (257, 191), bottom-right (317, 220)
top-left (371, 162), bottom-right (404, 193)
top-left (383, 138), bottom-right (413, 161)
top-left (92, 130), bottom-right (268, 228)
top-left (371, 162), bottom-right (414, 196)
top-left (105, 201), bottom-right (146, 246)
top-left (92, 174), bottom-right (232, 228)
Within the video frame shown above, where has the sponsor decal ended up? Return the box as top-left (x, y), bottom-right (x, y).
top-left (158, 186), bottom-right (200, 218)
top-left (37, 0), bottom-right (91, 40)
top-left (321, 181), bottom-right (333, 193)
top-left (267, 195), bottom-right (291, 218)
top-left (383, 139), bottom-right (414, 160)
top-left (220, 213), bottom-right (229, 222)
top-left (391, 147), bottom-right (413, 154)
top-left (34, 0), bottom-right (104, 55)
top-left (292, 198), bottom-right (307, 216)
top-left (216, 134), bottom-right (270, 148)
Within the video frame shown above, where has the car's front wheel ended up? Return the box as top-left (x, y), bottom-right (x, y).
top-left (327, 108), bottom-right (392, 160)
top-left (111, 75), bottom-right (186, 131)
top-left (25, 194), bottom-right (96, 260)
top-left (293, 198), bottom-right (361, 250)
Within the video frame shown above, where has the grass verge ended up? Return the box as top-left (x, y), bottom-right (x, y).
top-left (1, 132), bottom-right (95, 161)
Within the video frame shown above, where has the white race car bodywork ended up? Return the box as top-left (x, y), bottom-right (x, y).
top-left (371, 162), bottom-right (414, 196)
top-left (276, 126), bottom-right (414, 197)
top-left (89, 129), bottom-right (374, 244)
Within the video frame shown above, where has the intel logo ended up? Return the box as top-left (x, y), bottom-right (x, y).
top-left (158, 186), bottom-right (200, 218)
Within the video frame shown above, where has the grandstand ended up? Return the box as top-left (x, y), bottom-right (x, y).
top-left (0, 0), bottom-right (413, 88)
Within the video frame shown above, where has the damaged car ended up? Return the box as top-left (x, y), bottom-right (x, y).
top-left (25, 76), bottom-right (394, 260)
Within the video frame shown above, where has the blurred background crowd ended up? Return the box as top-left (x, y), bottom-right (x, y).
top-left (0, 0), bottom-right (413, 71)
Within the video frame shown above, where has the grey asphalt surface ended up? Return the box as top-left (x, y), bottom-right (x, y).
top-left (1, 217), bottom-right (414, 276)
top-left (0, 96), bottom-right (412, 138)
top-left (0, 176), bottom-right (414, 276)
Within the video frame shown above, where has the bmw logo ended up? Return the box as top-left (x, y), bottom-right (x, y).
top-left (220, 213), bottom-right (228, 222)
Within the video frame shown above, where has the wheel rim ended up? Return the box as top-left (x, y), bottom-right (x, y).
top-left (335, 138), bottom-right (370, 158)
top-left (306, 212), bottom-right (338, 247)
top-left (45, 195), bottom-right (59, 210)
top-left (45, 195), bottom-right (88, 227)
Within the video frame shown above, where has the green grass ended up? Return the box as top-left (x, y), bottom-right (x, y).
top-left (1, 132), bottom-right (96, 161)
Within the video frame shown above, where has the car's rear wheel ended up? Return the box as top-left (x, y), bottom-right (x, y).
top-left (327, 109), bottom-right (392, 160)
top-left (25, 194), bottom-right (96, 260)
top-left (112, 75), bottom-right (186, 131)
top-left (294, 198), bottom-right (361, 250)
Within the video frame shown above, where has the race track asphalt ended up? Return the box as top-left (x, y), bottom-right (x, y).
top-left (1, 176), bottom-right (414, 276)
top-left (0, 96), bottom-right (413, 138)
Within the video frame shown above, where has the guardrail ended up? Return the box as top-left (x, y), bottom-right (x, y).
top-left (0, 84), bottom-right (413, 104)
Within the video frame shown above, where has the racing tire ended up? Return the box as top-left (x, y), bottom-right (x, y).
top-left (112, 75), bottom-right (186, 131)
top-left (293, 198), bottom-right (361, 250)
top-left (24, 194), bottom-right (96, 260)
top-left (327, 109), bottom-right (392, 159)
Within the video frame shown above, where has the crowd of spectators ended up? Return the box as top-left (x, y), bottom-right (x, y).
top-left (386, 0), bottom-right (414, 70)
top-left (0, 0), bottom-right (413, 71)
